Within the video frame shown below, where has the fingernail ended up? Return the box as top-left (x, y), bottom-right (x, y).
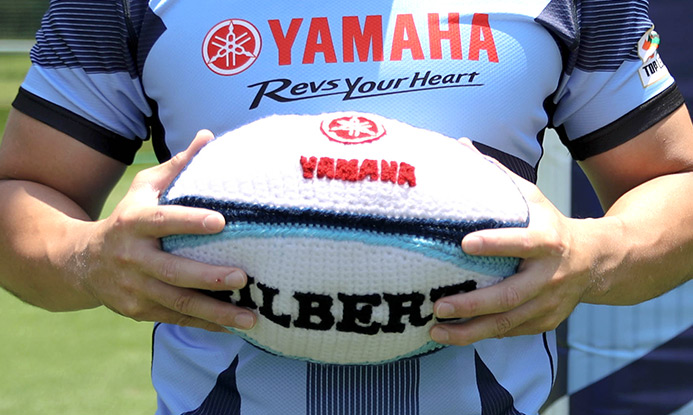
top-left (430, 327), bottom-right (449, 344)
top-left (435, 302), bottom-right (455, 318)
top-left (463, 235), bottom-right (482, 254)
top-left (225, 270), bottom-right (246, 288)
top-left (234, 313), bottom-right (256, 330)
top-left (203, 214), bottom-right (225, 231)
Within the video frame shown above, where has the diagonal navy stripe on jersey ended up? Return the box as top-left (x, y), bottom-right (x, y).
top-left (475, 351), bottom-right (525, 415)
top-left (472, 141), bottom-right (538, 183)
top-left (161, 196), bottom-right (528, 247)
top-left (183, 355), bottom-right (242, 415)
top-left (570, 324), bottom-right (693, 415)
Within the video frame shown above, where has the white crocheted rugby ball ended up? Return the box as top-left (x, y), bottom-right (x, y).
top-left (160, 112), bottom-right (529, 365)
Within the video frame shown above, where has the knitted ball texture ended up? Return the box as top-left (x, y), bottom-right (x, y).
top-left (160, 112), bottom-right (529, 365)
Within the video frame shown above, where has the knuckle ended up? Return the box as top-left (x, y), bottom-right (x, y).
top-left (110, 242), bottom-right (146, 270)
top-left (113, 208), bottom-right (138, 230)
top-left (494, 315), bottom-right (514, 337)
top-left (534, 316), bottom-right (561, 334)
top-left (547, 230), bottom-right (566, 256)
top-left (132, 168), bottom-right (149, 183)
top-left (545, 295), bottom-right (563, 312)
top-left (172, 292), bottom-right (197, 314)
top-left (461, 296), bottom-right (481, 316)
top-left (499, 285), bottom-right (522, 310)
top-left (120, 299), bottom-right (149, 322)
top-left (149, 209), bottom-right (167, 227)
top-left (131, 168), bottom-right (157, 188)
top-left (166, 152), bottom-right (188, 172)
top-left (158, 258), bottom-right (181, 285)
top-left (111, 246), bottom-right (134, 266)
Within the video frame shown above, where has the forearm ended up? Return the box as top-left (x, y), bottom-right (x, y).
top-left (580, 171), bottom-right (693, 305)
top-left (0, 178), bottom-right (101, 311)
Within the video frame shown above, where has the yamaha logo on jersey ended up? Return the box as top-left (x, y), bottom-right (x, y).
top-left (320, 115), bottom-right (386, 144)
top-left (202, 13), bottom-right (500, 106)
top-left (203, 19), bottom-right (262, 76)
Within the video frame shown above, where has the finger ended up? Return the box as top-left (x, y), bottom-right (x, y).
top-left (430, 297), bottom-right (542, 346)
top-left (102, 289), bottom-right (230, 333)
top-left (433, 270), bottom-right (543, 319)
top-left (140, 248), bottom-right (247, 291)
top-left (140, 308), bottom-right (232, 333)
top-left (497, 315), bottom-right (563, 338)
top-left (430, 313), bottom-right (517, 346)
top-left (133, 204), bottom-right (226, 237)
top-left (147, 280), bottom-right (257, 330)
top-left (135, 129), bottom-right (215, 191)
top-left (462, 226), bottom-right (563, 259)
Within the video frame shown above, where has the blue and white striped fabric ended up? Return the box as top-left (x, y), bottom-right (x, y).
top-left (574, 0), bottom-right (652, 71)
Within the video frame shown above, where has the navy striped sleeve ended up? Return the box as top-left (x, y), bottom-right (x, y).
top-left (550, 0), bottom-right (681, 159)
top-left (575, 0), bottom-right (653, 71)
top-left (16, 0), bottom-right (152, 164)
top-left (30, 0), bottom-right (138, 77)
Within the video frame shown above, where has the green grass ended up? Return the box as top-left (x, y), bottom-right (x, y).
top-left (0, 53), bottom-right (158, 414)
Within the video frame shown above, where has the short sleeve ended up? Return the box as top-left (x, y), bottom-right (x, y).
top-left (551, 0), bottom-right (684, 160)
top-left (12, 0), bottom-right (152, 165)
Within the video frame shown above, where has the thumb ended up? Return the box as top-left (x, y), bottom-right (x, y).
top-left (135, 129), bottom-right (215, 192)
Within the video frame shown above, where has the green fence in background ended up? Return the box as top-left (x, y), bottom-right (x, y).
top-left (0, 0), bottom-right (49, 39)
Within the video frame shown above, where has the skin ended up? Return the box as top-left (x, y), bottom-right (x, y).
top-left (1, 105), bottom-right (693, 345)
top-left (430, 105), bottom-right (693, 345)
top-left (0, 111), bottom-right (255, 332)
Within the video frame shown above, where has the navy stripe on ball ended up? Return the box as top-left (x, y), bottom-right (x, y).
top-left (161, 196), bottom-right (528, 247)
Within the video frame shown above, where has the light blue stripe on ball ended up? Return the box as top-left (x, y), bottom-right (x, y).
top-left (163, 222), bottom-right (520, 278)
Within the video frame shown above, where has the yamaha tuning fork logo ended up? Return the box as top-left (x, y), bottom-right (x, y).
top-left (202, 19), bottom-right (262, 76)
top-left (201, 13), bottom-right (498, 107)
top-left (320, 115), bottom-right (386, 144)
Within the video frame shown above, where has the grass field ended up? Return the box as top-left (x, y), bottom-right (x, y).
top-left (0, 54), bottom-right (158, 414)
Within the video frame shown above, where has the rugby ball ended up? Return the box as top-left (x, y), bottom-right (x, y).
top-left (159, 112), bottom-right (529, 365)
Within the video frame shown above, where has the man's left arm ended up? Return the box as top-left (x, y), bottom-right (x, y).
top-left (430, 105), bottom-right (693, 345)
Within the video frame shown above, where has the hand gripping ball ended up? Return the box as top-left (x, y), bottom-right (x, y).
top-left (159, 112), bottom-right (529, 365)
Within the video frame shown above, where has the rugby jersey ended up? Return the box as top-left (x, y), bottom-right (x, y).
top-left (13, 1), bottom-right (683, 414)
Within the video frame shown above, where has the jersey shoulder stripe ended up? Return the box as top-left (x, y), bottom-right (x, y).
top-left (30, 0), bottom-right (137, 76)
top-left (576, 0), bottom-right (653, 71)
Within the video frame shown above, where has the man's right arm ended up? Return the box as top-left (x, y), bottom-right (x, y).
top-left (0, 109), bottom-right (257, 331)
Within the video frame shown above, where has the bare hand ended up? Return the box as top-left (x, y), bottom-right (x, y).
top-left (430, 150), bottom-right (593, 345)
top-left (79, 130), bottom-right (255, 332)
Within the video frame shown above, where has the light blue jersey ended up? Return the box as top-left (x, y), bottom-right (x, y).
top-left (14, 1), bottom-right (684, 414)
